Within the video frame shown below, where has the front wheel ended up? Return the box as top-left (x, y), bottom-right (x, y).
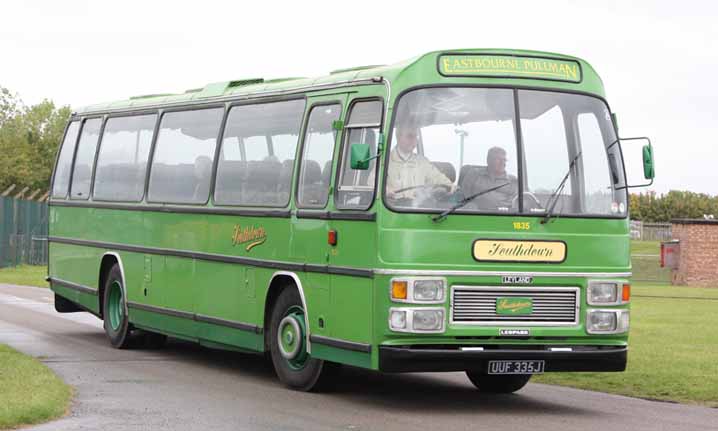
top-left (102, 264), bottom-right (131, 349)
top-left (268, 288), bottom-right (336, 391)
top-left (465, 371), bottom-right (532, 394)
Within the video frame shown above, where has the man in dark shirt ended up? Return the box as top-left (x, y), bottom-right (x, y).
top-left (462, 146), bottom-right (518, 211)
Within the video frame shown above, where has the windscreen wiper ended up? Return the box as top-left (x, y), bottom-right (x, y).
top-left (432, 182), bottom-right (510, 222)
top-left (540, 151), bottom-right (582, 224)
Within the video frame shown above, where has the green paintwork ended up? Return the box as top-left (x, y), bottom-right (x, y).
top-left (49, 48), bottom-right (633, 374)
top-left (496, 297), bottom-right (533, 315)
top-left (350, 143), bottom-right (371, 170)
top-left (280, 306), bottom-right (308, 370)
top-left (108, 281), bottom-right (123, 330)
top-left (643, 144), bottom-right (655, 179)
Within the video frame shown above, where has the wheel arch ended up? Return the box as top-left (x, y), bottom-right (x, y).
top-left (98, 252), bottom-right (128, 319)
top-left (264, 271), bottom-right (311, 353)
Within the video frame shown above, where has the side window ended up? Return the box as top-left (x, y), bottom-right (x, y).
top-left (297, 104), bottom-right (341, 208)
top-left (51, 121), bottom-right (80, 198)
top-left (70, 118), bottom-right (102, 200)
top-left (336, 100), bottom-right (382, 210)
top-left (148, 108), bottom-right (223, 204)
top-left (93, 114), bottom-right (156, 202)
top-left (577, 112), bottom-right (614, 214)
top-left (215, 99), bottom-right (305, 206)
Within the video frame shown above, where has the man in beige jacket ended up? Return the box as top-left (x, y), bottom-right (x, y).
top-left (386, 128), bottom-right (455, 201)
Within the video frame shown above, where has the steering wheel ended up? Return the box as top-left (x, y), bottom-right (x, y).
top-left (511, 192), bottom-right (542, 211)
top-left (389, 184), bottom-right (454, 206)
top-left (392, 184), bottom-right (453, 195)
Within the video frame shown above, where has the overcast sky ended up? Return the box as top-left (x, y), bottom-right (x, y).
top-left (2, 0), bottom-right (716, 195)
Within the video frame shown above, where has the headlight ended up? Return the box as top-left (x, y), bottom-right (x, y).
top-left (389, 309), bottom-right (407, 330)
top-left (586, 309), bottom-right (629, 334)
top-left (412, 309), bottom-right (444, 331)
top-left (588, 281), bottom-right (630, 305)
top-left (389, 307), bottom-right (445, 333)
top-left (390, 277), bottom-right (446, 303)
top-left (413, 280), bottom-right (445, 301)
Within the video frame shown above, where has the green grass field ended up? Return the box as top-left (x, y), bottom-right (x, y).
top-left (535, 282), bottom-right (718, 407)
top-left (0, 344), bottom-right (72, 429)
top-left (0, 265), bottom-right (48, 288)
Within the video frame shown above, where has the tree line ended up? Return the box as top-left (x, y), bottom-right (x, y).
top-left (629, 191), bottom-right (717, 223)
top-left (0, 86), bottom-right (70, 194)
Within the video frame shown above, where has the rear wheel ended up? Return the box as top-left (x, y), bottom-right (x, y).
top-left (268, 288), bottom-right (335, 391)
top-left (102, 264), bottom-right (131, 349)
top-left (465, 372), bottom-right (532, 394)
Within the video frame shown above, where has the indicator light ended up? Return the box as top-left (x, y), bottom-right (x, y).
top-left (391, 280), bottom-right (408, 300)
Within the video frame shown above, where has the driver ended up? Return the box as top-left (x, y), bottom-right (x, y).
top-left (386, 127), bottom-right (455, 200)
top-left (464, 146), bottom-right (518, 209)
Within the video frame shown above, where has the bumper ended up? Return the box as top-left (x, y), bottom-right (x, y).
top-left (378, 345), bottom-right (627, 373)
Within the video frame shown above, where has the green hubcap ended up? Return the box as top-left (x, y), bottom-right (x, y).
top-left (108, 280), bottom-right (124, 331)
top-left (277, 306), bottom-right (308, 370)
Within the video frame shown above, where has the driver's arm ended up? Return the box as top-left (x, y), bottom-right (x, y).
top-left (423, 160), bottom-right (456, 191)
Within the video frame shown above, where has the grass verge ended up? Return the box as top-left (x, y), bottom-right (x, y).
top-left (0, 265), bottom-right (48, 288)
top-left (535, 282), bottom-right (718, 407)
top-left (0, 344), bottom-right (72, 429)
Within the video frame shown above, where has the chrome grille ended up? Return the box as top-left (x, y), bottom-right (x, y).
top-left (451, 286), bottom-right (579, 326)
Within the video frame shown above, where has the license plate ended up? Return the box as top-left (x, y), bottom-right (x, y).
top-left (487, 360), bottom-right (545, 375)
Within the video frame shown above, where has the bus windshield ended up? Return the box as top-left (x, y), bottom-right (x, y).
top-left (385, 87), bottom-right (627, 218)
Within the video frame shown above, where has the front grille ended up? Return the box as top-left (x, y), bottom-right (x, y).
top-left (451, 286), bottom-right (579, 326)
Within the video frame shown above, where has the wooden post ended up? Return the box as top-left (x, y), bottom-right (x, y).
top-left (27, 189), bottom-right (42, 200)
top-left (1, 184), bottom-right (16, 197)
top-left (38, 191), bottom-right (49, 202)
top-left (14, 186), bottom-right (29, 199)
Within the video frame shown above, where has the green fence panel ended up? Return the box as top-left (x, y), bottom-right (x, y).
top-left (0, 197), bottom-right (48, 268)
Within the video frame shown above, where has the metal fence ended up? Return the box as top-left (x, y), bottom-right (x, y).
top-left (630, 220), bottom-right (672, 241)
top-left (0, 196), bottom-right (48, 268)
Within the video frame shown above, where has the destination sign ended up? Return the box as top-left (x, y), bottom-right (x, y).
top-left (472, 239), bottom-right (567, 263)
top-left (439, 54), bottom-right (582, 83)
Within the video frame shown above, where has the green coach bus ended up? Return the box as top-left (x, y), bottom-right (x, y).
top-left (48, 49), bottom-right (654, 392)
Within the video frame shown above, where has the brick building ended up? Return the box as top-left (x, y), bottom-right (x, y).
top-left (670, 219), bottom-right (718, 287)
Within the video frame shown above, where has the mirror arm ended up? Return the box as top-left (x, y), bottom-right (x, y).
top-left (358, 150), bottom-right (382, 165)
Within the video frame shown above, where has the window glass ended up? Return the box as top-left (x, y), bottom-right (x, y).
top-left (70, 118), bottom-right (102, 199)
top-left (271, 134), bottom-right (298, 161)
top-left (51, 121), bottom-right (80, 198)
top-left (93, 114), bottom-right (156, 201)
top-left (336, 101), bottom-right (383, 209)
top-left (386, 88), bottom-right (518, 213)
top-left (148, 108), bottom-right (223, 204)
top-left (297, 104), bottom-right (341, 208)
top-left (215, 99), bottom-right (305, 206)
top-left (243, 136), bottom-right (269, 161)
top-left (578, 113), bottom-right (613, 214)
top-left (345, 100), bottom-right (382, 126)
top-left (520, 103), bottom-right (571, 213)
top-left (518, 90), bottom-right (626, 216)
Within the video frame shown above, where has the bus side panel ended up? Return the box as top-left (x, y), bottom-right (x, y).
top-left (322, 218), bottom-right (377, 369)
top-left (195, 262), bottom-right (262, 352)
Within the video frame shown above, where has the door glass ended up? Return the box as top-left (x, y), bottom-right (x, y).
top-left (336, 100), bottom-right (382, 210)
top-left (297, 104), bottom-right (341, 208)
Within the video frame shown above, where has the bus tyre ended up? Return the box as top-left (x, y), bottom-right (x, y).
top-left (269, 288), bottom-right (334, 392)
top-left (102, 264), bottom-right (131, 349)
top-left (465, 372), bottom-right (532, 394)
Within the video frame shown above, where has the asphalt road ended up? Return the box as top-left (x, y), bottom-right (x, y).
top-left (1, 284), bottom-right (716, 431)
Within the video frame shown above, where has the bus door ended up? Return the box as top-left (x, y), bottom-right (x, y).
top-left (324, 93), bottom-right (384, 366)
top-left (292, 93), bottom-right (349, 341)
